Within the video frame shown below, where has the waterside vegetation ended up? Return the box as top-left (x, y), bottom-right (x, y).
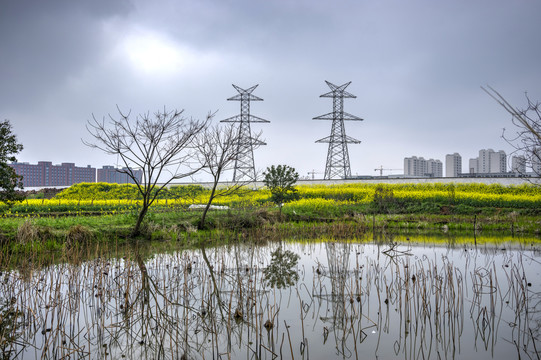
top-left (0, 182), bottom-right (539, 252)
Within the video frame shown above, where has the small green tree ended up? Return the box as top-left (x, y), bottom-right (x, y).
top-left (263, 165), bottom-right (299, 216)
top-left (0, 120), bottom-right (24, 207)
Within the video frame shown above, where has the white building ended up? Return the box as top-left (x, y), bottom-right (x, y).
top-left (468, 158), bottom-right (478, 174)
top-left (445, 153), bottom-right (462, 177)
top-left (469, 149), bottom-right (507, 174)
top-left (489, 150), bottom-right (506, 173)
top-left (532, 148), bottom-right (541, 175)
top-left (478, 149), bottom-right (492, 173)
top-left (511, 155), bottom-right (526, 174)
top-left (404, 156), bottom-right (426, 176)
top-left (427, 159), bottom-right (443, 177)
top-left (404, 156), bottom-right (442, 177)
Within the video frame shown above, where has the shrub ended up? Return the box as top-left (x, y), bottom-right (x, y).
top-left (16, 220), bottom-right (39, 244)
top-left (65, 225), bottom-right (93, 246)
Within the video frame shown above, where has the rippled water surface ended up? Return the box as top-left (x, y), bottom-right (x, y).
top-left (1, 238), bottom-right (540, 359)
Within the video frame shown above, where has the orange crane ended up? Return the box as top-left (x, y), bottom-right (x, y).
top-left (374, 166), bottom-right (402, 176)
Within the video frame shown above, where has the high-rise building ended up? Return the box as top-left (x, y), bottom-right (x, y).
top-left (468, 158), bottom-right (478, 174)
top-left (469, 149), bottom-right (507, 174)
top-left (445, 153), bottom-right (462, 177)
top-left (404, 156), bottom-right (425, 176)
top-left (404, 156), bottom-right (442, 177)
top-left (489, 150), bottom-right (506, 173)
top-left (511, 155), bottom-right (526, 174)
top-left (9, 162), bottom-right (96, 187)
top-left (427, 159), bottom-right (443, 177)
top-left (531, 148), bottom-right (541, 175)
top-left (97, 166), bottom-right (143, 184)
top-left (478, 149), bottom-right (492, 173)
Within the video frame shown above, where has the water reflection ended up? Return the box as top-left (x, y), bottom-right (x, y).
top-left (0, 238), bottom-right (539, 359)
top-left (263, 247), bottom-right (300, 289)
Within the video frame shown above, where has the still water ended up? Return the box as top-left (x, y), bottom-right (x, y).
top-left (1, 238), bottom-right (540, 359)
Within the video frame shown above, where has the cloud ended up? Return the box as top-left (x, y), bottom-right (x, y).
top-left (1, 0), bottom-right (540, 179)
top-left (0, 0), bottom-right (131, 109)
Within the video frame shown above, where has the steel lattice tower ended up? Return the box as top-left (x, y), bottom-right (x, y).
top-left (221, 84), bottom-right (269, 182)
top-left (325, 242), bottom-right (351, 331)
top-left (314, 81), bottom-right (363, 179)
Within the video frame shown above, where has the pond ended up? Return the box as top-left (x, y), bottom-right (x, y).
top-left (0, 237), bottom-right (540, 359)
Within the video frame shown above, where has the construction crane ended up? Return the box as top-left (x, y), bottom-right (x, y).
top-left (374, 166), bottom-right (402, 176)
top-left (307, 169), bottom-right (323, 180)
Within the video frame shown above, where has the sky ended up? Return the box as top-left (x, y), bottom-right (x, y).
top-left (1, 0), bottom-right (541, 181)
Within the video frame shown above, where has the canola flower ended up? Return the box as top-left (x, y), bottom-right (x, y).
top-left (2, 182), bottom-right (540, 217)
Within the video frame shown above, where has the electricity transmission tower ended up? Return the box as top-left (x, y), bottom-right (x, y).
top-left (324, 242), bottom-right (352, 332)
top-left (314, 81), bottom-right (363, 179)
top-left (221, 84), bottom-right (269, 182)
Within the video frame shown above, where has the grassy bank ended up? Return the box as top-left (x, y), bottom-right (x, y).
top-left (1, 182), bottom-right (540, 254)
top-left (1, 207), bottom-right (540, 254)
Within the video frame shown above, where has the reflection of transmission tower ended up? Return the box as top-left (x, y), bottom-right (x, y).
top-left (325, 242), bottom-right (351, 331)
top-left (221, 84), bottom-right (269, 182)
top-left (314, 81), bottom-right (363, 179)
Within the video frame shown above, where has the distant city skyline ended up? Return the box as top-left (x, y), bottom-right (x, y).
top-left (2, 1), bottom-right (540, 181)
top-left (404, 148), bottom-right (538, 179)
top-left (9, 162), bottom-right (143, 187)
top-left (13, 146), bottom-right (534, 188)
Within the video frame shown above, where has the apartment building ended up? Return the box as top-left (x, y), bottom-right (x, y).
top-left (490, 150), bottom-right (506, 173)
top-left (445, 153), bottom-right (462, 177)
top-left (404, 156), bottom-right (425, 176)
top-left (9, 162), bottom-right (96, 187)
top-left (468, 158), bottom-right (478, 174)
top-left (404, 156), bottom-right (442, 177)
top-left (97, 166), bottom-right (143, 184)
top-left (469, 149), bottom-right (507, 174)
top-left (511, 155), bottom-right (526, 174)
top-left (427, 159), bottom-right (443, 177)
top-left (532, 148), bottom-right (541, 175)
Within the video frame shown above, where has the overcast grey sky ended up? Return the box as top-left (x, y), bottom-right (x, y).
top-left (1, 0), bottom-right (540, 180)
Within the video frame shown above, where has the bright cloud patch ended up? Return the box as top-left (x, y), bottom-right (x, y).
top-left (123, 32), bottom-right (193, 75)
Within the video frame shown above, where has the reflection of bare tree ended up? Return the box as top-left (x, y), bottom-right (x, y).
top-left (1, 241), bottom-right (540, 359)
top-left (494, 253), bottom-right (541, 359)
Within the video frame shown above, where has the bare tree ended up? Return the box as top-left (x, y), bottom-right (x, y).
top-left (193, 122), bottom-right (261, 229)
top-left (483, 86), bottom-right (541, 178)
top-left (85, 107), bottom-right (208, 236)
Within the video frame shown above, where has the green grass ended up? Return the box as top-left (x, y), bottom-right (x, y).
top-left (1, 182), bottom-right (540, 255)
top-left (1, 206), bottom-right (539, 247)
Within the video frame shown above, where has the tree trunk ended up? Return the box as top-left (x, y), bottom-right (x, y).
top-left (199, 181), bottom-right (218, 229)
top-left (200, 245), bottom-right (225, 320)
top-left (132, 204), bottom-right (149, 237)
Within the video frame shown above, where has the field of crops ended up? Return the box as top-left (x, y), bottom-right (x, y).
top-left (2, 182), bottom-right (541, 217)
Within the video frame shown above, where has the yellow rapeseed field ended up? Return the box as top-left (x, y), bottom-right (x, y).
top-left (3, 182), bottom-right (540, 217)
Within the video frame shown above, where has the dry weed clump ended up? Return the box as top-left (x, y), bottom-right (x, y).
top-left (16, 220), bottom-right (39, 244)
top-left (177, 222), bottom-right (198, 233)
top-left (65, 224), bottom-right (93, 246)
